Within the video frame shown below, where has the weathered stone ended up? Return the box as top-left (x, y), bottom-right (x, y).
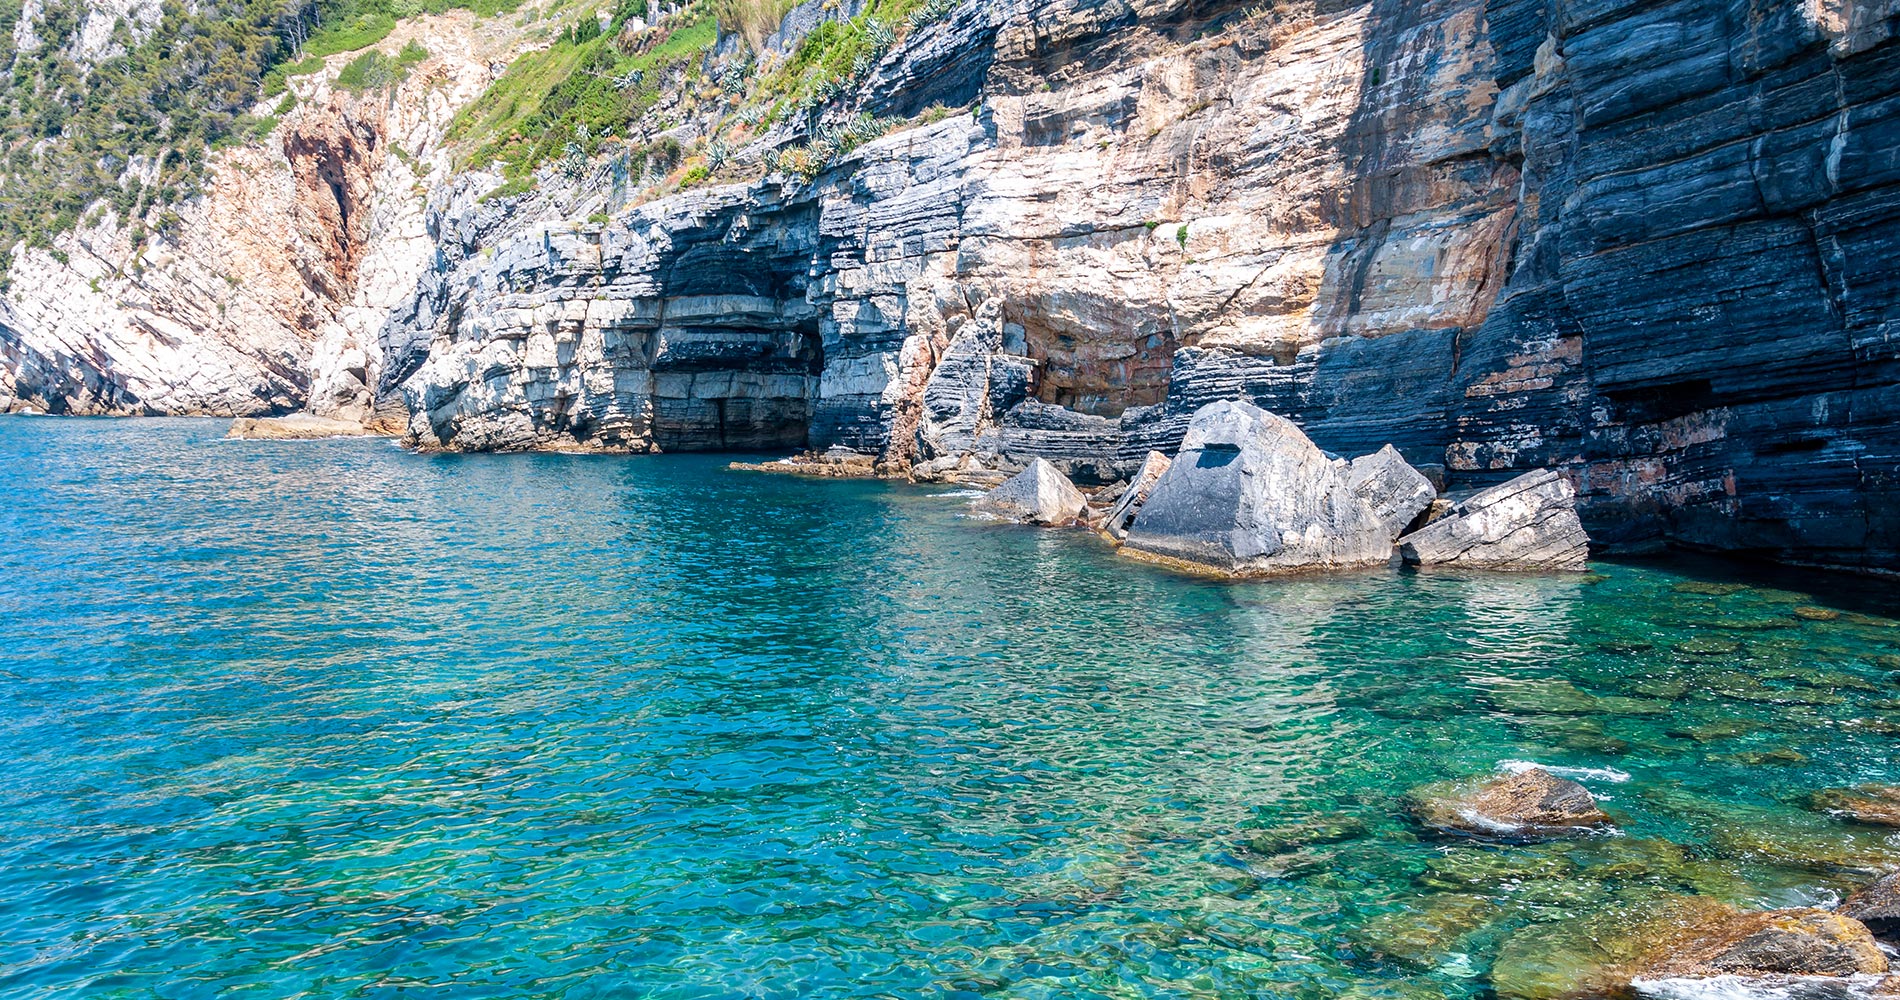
top-left (1492, 897), bottom-right (1889, 1000)
top-left (1701, 910), bottom-right (1888, 977)
top-left (1397, 470), bottom-right (1589, 571)
top-left (1409, 767), bottom-right (1615, 842)
top-left (1841, 872), bottom-right (1900, 942)
top-left (1099, 450), bottom-right (1171, 541)
top-left (226, 414), bottom-right (384, 440)
top-left (1812, 784), bottom-right (1900, 827)
top-left (1346, 445), bottom-right (1438, 540)
top-left (1119, 401), bottom-right (1392, 576)
top-left (972, 457), bottom-right (1086, 526)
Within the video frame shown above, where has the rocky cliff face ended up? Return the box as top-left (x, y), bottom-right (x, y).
top-left (5, 0), bottom-right (1899, 573)
top-left (0, 10), bottom-right (513, 421)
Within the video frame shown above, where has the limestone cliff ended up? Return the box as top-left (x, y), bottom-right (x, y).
top-left (3, 0), bottom-right (1898, 574)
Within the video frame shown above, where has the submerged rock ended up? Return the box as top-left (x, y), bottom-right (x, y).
top-left (1346, 444), bottom-right (1438, 540)
top-left (1840, 872), bottom-right (1900, 942)
top-left (1811, 784), bottom-right (1900, 827)
top-left (972, 458), bottom-right (1087, 526)
top-left (1120, 401), bottom-right (1391, 576)
top-left (1099, 450), bottom-right (1171, 541)
top-left (1410, 767), bottom-right (1615, 842)
top-left (1397, 469), bottom-right (1589, 571)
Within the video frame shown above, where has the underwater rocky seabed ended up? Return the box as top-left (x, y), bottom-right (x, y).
top-left (2, 417), bottom-right (1900, 999)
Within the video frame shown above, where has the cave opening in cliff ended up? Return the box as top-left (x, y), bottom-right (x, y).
top-left (1009, 299), bottom-right (1179, 418)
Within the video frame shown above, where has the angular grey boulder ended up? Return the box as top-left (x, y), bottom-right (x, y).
top-left (972, 458), bottom-right (1087, 526)
top-left (1100, 450), bottom-right (1172, 541)
top-left (1120, 400), bottom-right (1392, 575)
top-left (1397, 468), bottom-right (1589, 570)
top-left (1346, 444), bottom-right (1437, 540)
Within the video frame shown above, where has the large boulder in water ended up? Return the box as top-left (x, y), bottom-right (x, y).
top-left (1410, 766), bottom-right (1615, 842)
top-left (1120, 401), bottom-right (1391, 575)
top-left (1346, 444), bottom-right (1437, 540)
top-left (1100, 450), bottom-right (1171, 541)
top-left (973, 458), bottom-right (1087, 526)
top-left (1397, 469), bottom-right (1589, 570)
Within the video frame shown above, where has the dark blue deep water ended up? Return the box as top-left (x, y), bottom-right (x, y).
top-left (2, 417), bottom-right (1898, 999)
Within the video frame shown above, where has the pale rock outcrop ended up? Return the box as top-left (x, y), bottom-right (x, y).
top-left (972, 458), bottom-right (1087, 526)
top-left (1120, 401), bottom-right (1391, 575)
top-left (1397, 469), bottom-right (1589, 571)
top-left (0, 11), bottom-right (513, 421)
top-left (226, 414), bottom-right (388, 440)
top-left (1347, 445), bottom-right (1438, 540)
top-left (1099, 450), bottom-right (1171, 541)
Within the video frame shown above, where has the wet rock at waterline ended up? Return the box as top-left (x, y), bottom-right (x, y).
top-left (1120, 401), bottom-right (1391, 576)
top-left (729, 448), bottom-right (880, 479)
top-left (1840, 872), bottom-right (1900, 943)
top-left (1492, 898), bottom-right (1889, 1000)
top-left (1346, 445), bottom-right (1438, 540)
top-left (972, 458), bottom-right (1087, 527)
top-left (227, 414), bottom-right (385, 440)
top-left (1811, 784), bottom-right (1900, 827)
top-left (1397, 470), bottom-right (1589, 571)
top-left (1099, 450), bottom-right (1171, 541)
top-left (1410, 767), bottom-right (1615, 842)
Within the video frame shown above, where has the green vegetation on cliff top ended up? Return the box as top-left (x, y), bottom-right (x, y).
top-left (0, 0), bottom-right (514, 283)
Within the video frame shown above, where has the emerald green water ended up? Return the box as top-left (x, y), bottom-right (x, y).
top-left (1, 417), bottom-right (1897, 999)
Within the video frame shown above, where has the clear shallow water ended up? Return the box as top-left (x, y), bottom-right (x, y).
top-left (1, 417), bottom-right (1898, 1000)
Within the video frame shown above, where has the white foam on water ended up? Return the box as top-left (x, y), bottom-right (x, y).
top-left (1632, 974), bottom-right (1891, 1000)
top-left (942, 489), bottom-right (988, 499)
top-left (1498, 759), bottom-right (1632, 783)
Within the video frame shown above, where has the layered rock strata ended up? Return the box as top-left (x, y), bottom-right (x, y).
top-left (1398, 468), bottom-right (1591, 570)
top-left (5, 0), bottom-right (1900, 573)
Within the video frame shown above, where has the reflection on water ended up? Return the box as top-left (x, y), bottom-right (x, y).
top-left (0, 417), bottom-right (1897, 999)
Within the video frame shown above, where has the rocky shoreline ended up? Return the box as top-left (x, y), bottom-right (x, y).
top-left (739, 398), bottom-right (1593, 578)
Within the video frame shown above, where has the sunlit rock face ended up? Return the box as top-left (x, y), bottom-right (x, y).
top-left (4, 0), bottom-right (1897, 571)
top-left (383, 0), bottom-right (1900, 571)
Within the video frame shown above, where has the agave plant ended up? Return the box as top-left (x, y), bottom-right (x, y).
top-left (906, 0), bottom-right (958, 31)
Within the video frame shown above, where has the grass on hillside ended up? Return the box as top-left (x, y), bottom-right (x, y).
top-left (448, 0), bottom-right (723, 184)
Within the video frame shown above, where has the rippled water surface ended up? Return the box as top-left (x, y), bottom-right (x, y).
top-left (3, 417), bottom-right (1899, 1000)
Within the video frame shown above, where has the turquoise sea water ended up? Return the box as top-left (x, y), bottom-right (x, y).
top-left (2, 417), bottom-right (1898, 1000)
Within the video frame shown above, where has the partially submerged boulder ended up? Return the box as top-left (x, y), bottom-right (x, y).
top-left (1410, 766), bottom-right (1615, 842)
top-left (972, 457), bottom-right (1087, 526)
top-left (1120, 400), bottom-right (1391, 575)
top-left (1397, 468), bottom-right (1589, 570)
top-left (1840, 872), bottom-right (1900, 942)
top-left (1494, 897), bottom-right (1888, 1000)
top-left (1100, 450), bottom-right (1172, 541)
top-left (1812, 783), bottom-right (1900, 826)
top-left (1649, 907), bottom-right (1888, 981)
top-left (1346, 444), bottom-right (1437, 539)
